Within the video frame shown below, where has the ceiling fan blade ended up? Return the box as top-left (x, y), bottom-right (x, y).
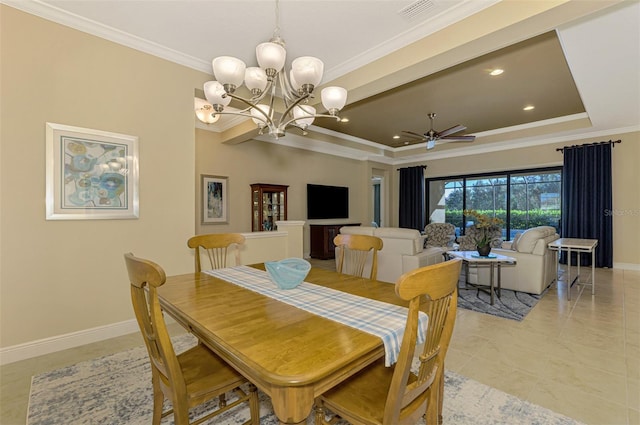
top-left (439, 135), bottom-right (476, 142)
top-left (402, 130), bottom-right (427, 139)
top-left (436, 124), bottom-right (466, 138)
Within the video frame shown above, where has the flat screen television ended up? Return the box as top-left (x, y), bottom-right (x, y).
top-left (307, 184), bottom-right (349, 219)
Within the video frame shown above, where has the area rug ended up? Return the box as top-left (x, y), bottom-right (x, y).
top-left (457, 280), bottom-right (544, 321)
top-left (27, 334), bottom-right (583, 425)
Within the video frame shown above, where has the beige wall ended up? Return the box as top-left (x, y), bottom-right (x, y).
top-left (409, 134), bottom-right (640, 267)
top-left (0, 6), bottom-right (207, 347)
top-left (195, 129), bottom-right (375, 256)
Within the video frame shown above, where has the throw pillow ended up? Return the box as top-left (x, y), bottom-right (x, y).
top-left (511, 232), bottom-right (522, 251)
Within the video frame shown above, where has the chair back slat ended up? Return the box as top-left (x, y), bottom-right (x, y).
top-left (187, 233), bottom-right (246, 272)
top-left (383, 259), bottom-right (461, 424)
top-left (333, 234), bottom-right (383, 280)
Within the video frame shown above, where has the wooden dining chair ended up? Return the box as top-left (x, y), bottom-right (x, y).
top-left (124, 253), bottom-right (259, 425)
top-left (314, 258), bottom-right (462, 425)
top-left (187, 233), bottom-right (245, 272)
top-left (333, 233), bottom-right (384, 280)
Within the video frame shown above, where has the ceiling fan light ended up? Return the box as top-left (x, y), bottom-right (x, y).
top-left (212, 56), bottom-right (246, 91)
top-left (321, 86), bottom-right (347, 114)
top-left (293, 105), bottom-right (316, 128)
top-left (427, 140), bottom-right (436, 150)
top-left (245, 67), bottom-right (268, 93)
top-left (203, 81), bottom-right (231, 109)
top-left (291, 56), bottom-right (323, 90)
top-left (256, 42), bottom-right (286, 75)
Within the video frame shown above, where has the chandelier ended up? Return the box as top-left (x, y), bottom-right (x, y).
top-left (195, 0), bottom-right (348, 138)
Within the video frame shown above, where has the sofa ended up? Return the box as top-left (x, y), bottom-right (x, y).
top-left (465, 225), bottom-right (560, 294)
top-left (337, 226), bottom-right (444, 283)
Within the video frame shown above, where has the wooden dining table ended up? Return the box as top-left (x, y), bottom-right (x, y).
top-left (156, 264), bottom-right (417, 424)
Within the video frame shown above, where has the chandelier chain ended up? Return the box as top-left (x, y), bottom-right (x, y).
top-left (273, 0), bottom-right (281, 39)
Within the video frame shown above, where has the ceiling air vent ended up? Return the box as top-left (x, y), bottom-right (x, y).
top-left (398, 0), bottom-right (436, 21)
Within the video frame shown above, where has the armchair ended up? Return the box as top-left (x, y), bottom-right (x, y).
top-left (423, 223), bottom-right (456, 248)
top-left (466, 225), bottom-right (560, 294)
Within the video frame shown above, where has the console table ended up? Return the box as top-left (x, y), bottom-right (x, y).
top-left (310, 223), bottom-right (360, 259)
top-left (548, 238), bottom-right (598, 300)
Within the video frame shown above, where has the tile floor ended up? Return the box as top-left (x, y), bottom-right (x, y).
top-left (1, 261), bottom-right (638, 425)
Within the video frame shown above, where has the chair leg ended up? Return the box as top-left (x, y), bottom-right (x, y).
top-left (171, 395), bottom-right (190, 425)
top-left (151, 372), bottom-right (164, 425)
top-left (248, 384), bottom-right (260, 424)
top-left (425, 385), bottom-right (438, 424)
top-left (219, 393), bottom-right (227, 408)
top-left (438, 370), bottom-right (445, 425)
top-left (314, 401), bottom-right (327, 425)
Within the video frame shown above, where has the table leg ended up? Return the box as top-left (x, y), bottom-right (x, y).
top-left (567, 247), bottom-right (572, 301)
top-left (497, 263), bottom-right (502, 299)
top-left (489, 262), bottom-right (495, 305)
top-left (591, 247), bottom-right (596, 295)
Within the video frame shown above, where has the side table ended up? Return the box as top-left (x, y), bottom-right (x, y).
top-left (446, 251), bottom-right (517, 305)
top-left (547, 238), bottom-right (598, 300)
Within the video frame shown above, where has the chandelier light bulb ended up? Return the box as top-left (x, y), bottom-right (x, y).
top-left (321, 86), bottom-right (348, 114)
top-left (293, 105), bottom-right (316, 128)
top-left (256, 42), bottom-right (286, 77)
top-left (203, 81), bottom-right (231, 110)
top-left (291, 57), bottom-right (324, 92)
top-left (245, 67), bottom-right (268, 95)
top-left (250, 104), bottom-right (271, 127)
top-left (212, 56), bottom-right (246, 92)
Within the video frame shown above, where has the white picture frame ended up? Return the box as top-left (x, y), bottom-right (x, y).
top-left (45, 122), bottom-right (139, 220)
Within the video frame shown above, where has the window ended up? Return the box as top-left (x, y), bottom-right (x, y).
top-left (426, 167), bottom-right (561, 240)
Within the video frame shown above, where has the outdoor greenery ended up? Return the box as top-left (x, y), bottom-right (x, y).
top-left (445, 209), bottom-right (561, 230)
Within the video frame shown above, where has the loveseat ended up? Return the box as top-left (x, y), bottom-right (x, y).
top-left (337, 226), bottom-right (444, 283)
top-left (465, 225), bottom-right (560, 294)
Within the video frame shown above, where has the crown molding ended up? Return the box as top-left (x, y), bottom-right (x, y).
top-left (1, 0), bottom-right (210, 72)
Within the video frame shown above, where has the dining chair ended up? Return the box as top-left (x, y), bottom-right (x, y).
top-left (124, 253), bottom-right (260, 425)
top-left (314, 258), bottom-right (462, 425)
top-left (187, 233), bottom-right (245, 272)
top-left (333, 234), bottom-right (384, 280)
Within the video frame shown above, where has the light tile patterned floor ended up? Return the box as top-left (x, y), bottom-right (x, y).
top-left (1, 260), bottom-right (638, 425)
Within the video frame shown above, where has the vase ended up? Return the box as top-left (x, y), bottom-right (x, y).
top-left (476, 245), bottom-right (491, 256)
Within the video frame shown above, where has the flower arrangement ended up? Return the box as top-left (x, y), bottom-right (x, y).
top-left (463, 209), bottom-right (504, 247)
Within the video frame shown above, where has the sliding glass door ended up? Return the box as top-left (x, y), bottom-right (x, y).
top-left (426, 167), bottom-right (561, 240)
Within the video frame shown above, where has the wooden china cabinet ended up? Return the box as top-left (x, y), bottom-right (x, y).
top-left (251, 184), bottom-right (288, 231)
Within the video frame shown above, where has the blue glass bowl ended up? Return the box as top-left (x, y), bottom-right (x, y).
top-left (264, 258), bottom-right (311, 290)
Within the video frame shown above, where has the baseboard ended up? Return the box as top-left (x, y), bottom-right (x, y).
top-left (0, 319), bottom-right (139, 366)
top-left (613, 262), bottom-right (640, 271)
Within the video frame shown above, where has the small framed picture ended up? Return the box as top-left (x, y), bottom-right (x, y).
top-left (201, 175), bottom-right (228, 224)
top-left (45, 122), bottom-right (139, 220)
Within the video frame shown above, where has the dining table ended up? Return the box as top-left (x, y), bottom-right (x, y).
top-left (156, 263), bottom-right (427, 425)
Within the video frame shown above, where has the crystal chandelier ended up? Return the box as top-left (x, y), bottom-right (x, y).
top-left (195, 0), bottom-right (348, 138)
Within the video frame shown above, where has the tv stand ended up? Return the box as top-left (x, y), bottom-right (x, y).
top-left (310, 223), bottom-right (360, 259)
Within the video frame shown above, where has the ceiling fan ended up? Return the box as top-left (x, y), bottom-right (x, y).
top-left (402, 112), bottom-right (475, 149)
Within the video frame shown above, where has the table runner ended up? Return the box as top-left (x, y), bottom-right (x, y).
top-left (204, 266), bottom-right (428, 366)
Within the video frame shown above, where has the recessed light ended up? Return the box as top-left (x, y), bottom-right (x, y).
top-left (404, 141), bottom-right (410, 145)
top-left (489, 69), bottom-right (504, 76)
top-left (340, 117), bottom-right (349, 123)
top-left (523, 105), bottom-right (535, 111)
top-left (393, 135), bottom-right (400, 139)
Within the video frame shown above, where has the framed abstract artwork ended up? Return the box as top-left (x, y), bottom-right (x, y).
top-left (45, 122), bottom-right (139, 220)
top-left (201, 175), bottom-right (228, 224)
